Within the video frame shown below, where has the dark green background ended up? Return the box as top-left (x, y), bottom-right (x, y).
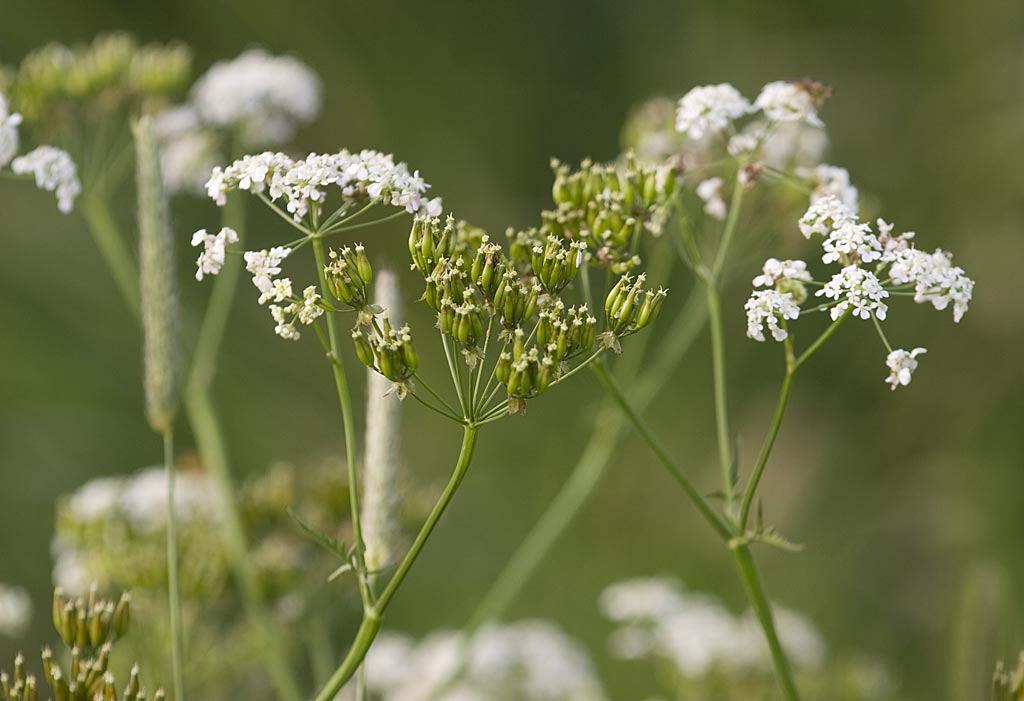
top-left (2, 1), bottom-right (1022, 698)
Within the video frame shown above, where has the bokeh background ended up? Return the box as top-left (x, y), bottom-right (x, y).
top-left (2, 0), bottom-right (1023, 698)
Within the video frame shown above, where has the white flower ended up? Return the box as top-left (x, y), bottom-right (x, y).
top-left (675, 84), bottom-right (751, 140)
top-left (752, 258), bottom-right (812, 288)
top-left (727, 128), bottom-right (762, 157)
top-left (695, 177), bottom-right (727, 221)
top-left (816, 265), bottom-right (889, 320)
top-left (798, 194), bottom-right (856, 239)
top-left (154, 106), bottom-right (223, 196)
top-left (745, 289), bottom-right (800, 341)
top-left (297, 285), bottom-right (324, 325)
top-left (0, 583), bottom-right (31, 638)
top-left (191, 226), bottom-right (239, 281)
top-left (244, 246), bottom-right (291, 292)
top-left (11, 145), bottom-right (81, 213)
top-left (821, 219), bottom-right (882, 265)
top-left (600, 578), bottom-right (689, 622)
top-left (885, 347), bottom-right (926, 390)
top-left (754, 81), bottom-right (824, 127)
top-left (889, 247), bottom-right (974, 322)
top-left (269, 304), bottom-right (300, 340)
top-left (191, 49), bottom-right (321, 148)
top-left (258, 277), bottom-right (294, 304)
top-left (0, 92), bottom-right (23, 169)
top-left (801, 164), bottom-right (859, 212)
top-left (761, 121), bottom-right (829, 168)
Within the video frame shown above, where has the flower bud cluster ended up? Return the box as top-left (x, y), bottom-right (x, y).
top-left (544, 155), bottom-right (679, 272)
top-left (530, 234), bottom-right (586, 293)
top-left (604, 273), bottom-right (667, 337)
top-left (352, 317), bottom-right (419, 385)
top-left (51, 589), bottom-right (131, 652)
top-left (536, 302), bottom-right (598, 362)
top-left (325, 245), bottom-right (372, 310)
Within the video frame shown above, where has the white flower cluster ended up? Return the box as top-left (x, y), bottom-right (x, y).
top-left (244, 246), bottom-right (292, 292)
top-left (154, 106), bottom-right (222, 195)
top-left (0, 93), bottom-right (23, 168)
top-left (11, 146), bottom-right (82, 214)
top-left (205, 149), bottom-right (442, 221)
top-left (745, 289), bottom-right (801, 342)
top-left (752, 258), bottom-right (811, 288)
top-left (801, 163), bottom-right (859, 212)
top-left (889, 246), bottom-right (974, 322)
top-left (191, 49), bottom-right (321, 147)
top-left (676, 80), bottom-right (824, 142)
top-left (600, 578), bottom-right (825, 677)
top-left (191, 226), bottom-right (239, 280)
top-left (816, 264), bottom-right (889, 320)
top-left (365, 621), bottom-right (606, 701)
top-left (885, 347), bottom-right (926, 390)
top-left (1, 93), bottom-right (81, 213)
top-left (263, 282), bottom-right (323, 341)
top-left (0, 583), bottom-right (31, 638)
top-left (695, 177), bottom-right (727, 221)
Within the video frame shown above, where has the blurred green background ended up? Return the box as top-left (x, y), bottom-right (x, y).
top-left (1, 0), bottom-right (1022, 698)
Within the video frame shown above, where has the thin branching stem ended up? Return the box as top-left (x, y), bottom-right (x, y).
top-left (164, 429), bottom-right (187, 701)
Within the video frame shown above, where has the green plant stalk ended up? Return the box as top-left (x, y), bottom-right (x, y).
top-left (81, 194), bottom-right (140, 316)
top-left (706, 284), bottom-right (736, 513)
top-left (731, 544), bottom-right (800, 701)
top-left (312, 425), bottom-right (480, 701)
top-left (312, 236), bottom-right (371, 606)
top-left (164, 429), bottom-right (187, 701)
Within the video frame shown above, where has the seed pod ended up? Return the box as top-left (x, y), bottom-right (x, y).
top-left (352, 329), bottom-right (375, 368)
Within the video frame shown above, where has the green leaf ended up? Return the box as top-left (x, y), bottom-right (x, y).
top-left (287, 508), bottom-right (349, 562)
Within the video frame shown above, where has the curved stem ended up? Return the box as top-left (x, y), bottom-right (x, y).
top-left (313, 237), bottom-right (370, 605)
top-left (312, 425), bottom-right (480, 701)
top-left (738, 370), bottom-right (795, 530)
top-left (164, 429), bottom-right (187, 701)
top-left (732, 544), bottom-right (801, 701)
top-left (594, 364), bottom-right (731, 541)
top-left (81, 195), bottom-right (140, 315)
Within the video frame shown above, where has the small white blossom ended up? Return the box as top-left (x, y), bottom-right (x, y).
top-left (0, 583), bottom-right (31, 638)
top-left (752, 258), bottom-right (811, 288)
top-left (745, 289), bottom-right (800, 342)
top-left (761, 121), bottom-right (829, 168)
top-left (191, 226), bottom-right (239, 281)
top-left (754, 81), bottom-right (824, 127)
top-left (0, 92), bottom-right (23, 168)
top-left (244, 246), bottom-right (291, 292)
top-left (889, 247), bottom-right (974, 322)
top-left (297, 285), bottom-right (324, 325)
top-left (154, 106), bottom-right (223, 195)
top-left (258, 277), bottom-right (294, 304)
top-left (726, 128), bottom-right (762, 157)
top-left (816, 265), bottom-right (889, 320)
top-left (11, 145), bottom-right (81, 213)
top-left (798, 194), bottom-right (856, 239)
top-left (821, 219), bottom-right (882, 265)
top-left (269, 304), bottom-right (301, 341)
top-left (695, 177), bottom-right (727, 221)
top-left (191, 49), bottom-right (321, 148)
top-left (675, 84), bottom-right (751, 140)
top-left (801, 164), bottom-right (859, 212)
top-left (885, 347), bottom-right (926, 390)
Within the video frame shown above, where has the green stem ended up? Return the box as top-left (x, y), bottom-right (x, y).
top-left (738, 370), bottom-right (795, 530)
top-left (313, 237), bottom-right (371, 605)
top-left (164, 429), bottom-right (187, 701)
top-left (711, 169), bottom-right (747, 279)
top-left (593, 364), bottom-right (731, 541)
top-left (81, 195), bottom-right (140, 315)
top-left (706, 285), bottom-right (736, 514)
top-left (312, 426), bottom-right (480, 701)
top-left (731, 544), bottom-right (801, 701)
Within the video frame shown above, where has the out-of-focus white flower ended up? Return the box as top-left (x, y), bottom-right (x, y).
top-left (752, 258), bottom-right (811, 288)
top-left (885, 347), bottom-right (926, 390)
top-left (11, 145), bottom-right (81, 213)
top-left (745, 289), bottom-right (800, 341)
top-left (191, 226), bottom-right (239, 281)
top-left (675, 84), bottom-right (750, 140)
top-left (889, 247), bottom-right (974, 322)
top-left (51, 549), bottom-right (91, 596)
top-left (191, 49), bottom-right (321, 148)
top-left (695, 177), bottom-right (727, 221)
top-left (0, 92), bottom-right (23, 168)
top-left (801, 164), bottom-right (858, 212)
top-left (364, 621), bottom-right (605, 701)
top-left (761, 121), bottom-right (829, 168)
top-left (0, 583), bottom-right (31, 638)
top-left (816, 265), bottom-right (889, 320)
top-left (754, 81), bottom-right (824, 127)
top-left (600, 578), bottom-right (826, 680)
top-left (154, 106), bottom-right (223, 196)
top-left (244, 246), bottom-right (291, 292)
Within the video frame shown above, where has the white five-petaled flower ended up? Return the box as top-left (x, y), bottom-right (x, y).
top-left (695, 177), bottom-right (727, 221)
top-left (752, 258), bottom-right (812, 287)
top-left (0, 92), bottom-right (23, 169)
top-left (191, 226), bottom-right (239, 281)
top-left (745, 289), bottom-right (800, 342)
top-left (675, 84), bottom-right (751, 140)
top-left (885, 347), bottom-right (926, 390)
top-left (754, 81), bottom-right (824, 127)
top-left (816, 265), bottom-right (889, 320)
top-left (244, 246), bottom-right (291, 292)
top-left (11, 145), bottom-right (82, 213)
